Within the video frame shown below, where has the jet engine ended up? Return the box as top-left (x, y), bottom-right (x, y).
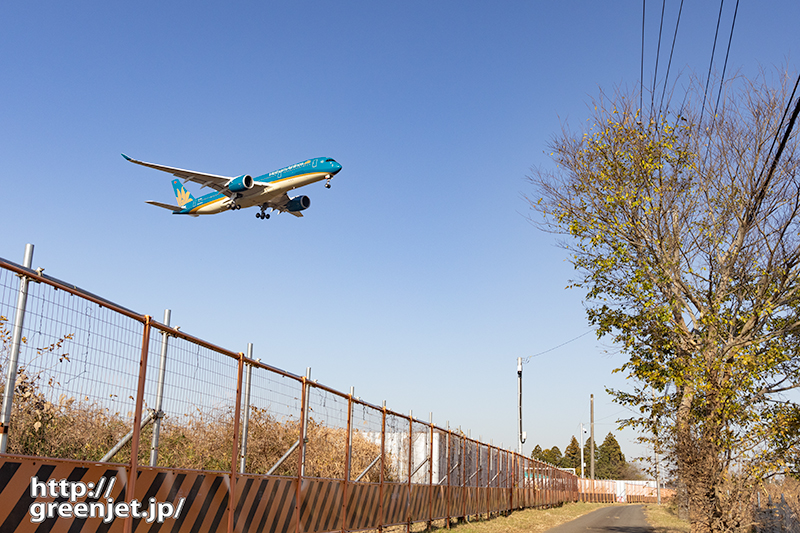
top-left (228, 174), bottom-right (254, 193)
top-left (286, 195), bottom-right (311, 212)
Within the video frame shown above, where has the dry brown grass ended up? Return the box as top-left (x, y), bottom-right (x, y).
top-left (1, 318), bottom-right (388, 476)
top-left (643, 503), bottom-right (690, 533)
top-left (7, 384), bottom-right (387, 476)
top-left (2, 343), bottom-right (388, 478)
top-left (374, 502), bottom-right (615, 533)
top-left (761, 477), bottom-right (800, 517)
top-left (3, 363), bottom-right (131, 461)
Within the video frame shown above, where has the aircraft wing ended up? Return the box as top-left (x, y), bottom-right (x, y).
top-left (268, 193), bottom-right (304, 217)
top-left (122, 154), bottom-right (233, 193)
top-left (146, 200), bottom-right (181, 212)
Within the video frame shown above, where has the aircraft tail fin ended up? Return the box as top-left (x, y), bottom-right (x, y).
top-left (172, 179), bottom-right (194, 207)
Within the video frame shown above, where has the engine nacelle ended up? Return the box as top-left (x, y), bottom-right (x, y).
top-left (228, 174), bottom-right (253, 193)
top-left (286, 195), bottom-right (311, 212)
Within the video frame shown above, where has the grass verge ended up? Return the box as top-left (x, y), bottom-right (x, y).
top-left (386, 502), bottom-right (616, 533)
top-left (643, 504), bottom-right (690, 533)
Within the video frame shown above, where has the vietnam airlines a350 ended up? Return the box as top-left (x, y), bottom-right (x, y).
top-left (122, 154), bottom-right (342, 219)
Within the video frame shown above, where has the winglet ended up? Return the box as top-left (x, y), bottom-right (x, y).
top-left (121, 153), bottom-right (132, 161)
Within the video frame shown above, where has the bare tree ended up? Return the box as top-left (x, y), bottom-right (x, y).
top-left (529, 69), bottom-right (800, 533)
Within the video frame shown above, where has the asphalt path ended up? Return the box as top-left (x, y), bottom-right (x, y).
top-left (543, 505), bottom-right (654, 533)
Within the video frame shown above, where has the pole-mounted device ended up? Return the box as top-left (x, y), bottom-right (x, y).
top-left (517, 357), bottom-right (526, 455)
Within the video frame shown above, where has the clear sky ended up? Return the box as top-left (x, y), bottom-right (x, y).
top-left (3, 2), bottom-right (800, 470)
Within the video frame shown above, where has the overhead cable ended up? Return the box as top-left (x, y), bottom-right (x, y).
top-left (711, 0), bottom-right (740, 122)
top-left (640, 0), bottom-right (646, 113)
top-left (650, 0), bottom-right (666, 115)
top-left (700, 0), bottom-right (726, 126)
top-left (521, 329), bottom-right (596, 364)
top-left (658, 0), bottom-right (684, 115)
top-left (759, 74), bottom-right (800, 183)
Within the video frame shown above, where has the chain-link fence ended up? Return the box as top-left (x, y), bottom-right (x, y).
top-left (0, 248), bottom-right (580, 533)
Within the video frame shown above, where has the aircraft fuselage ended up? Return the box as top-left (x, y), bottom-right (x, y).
top-left (178, 157), bottom-right (341, 215)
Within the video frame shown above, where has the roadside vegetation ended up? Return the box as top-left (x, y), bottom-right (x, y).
top-left (529, 68), bottom-right (800, 533)
top-left (0, 316), bottom-right (388, 480)
top-left (644, 504), bottom-right (690, 533)
top-left (531, 432), bottom-right (644, 480)
top-left (393, 502), bottom-right (617, 533)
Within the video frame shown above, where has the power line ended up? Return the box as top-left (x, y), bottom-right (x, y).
top-left (763, 74), bottom-right (800, 187)
top-left (640, 0), bottom-right (646, 113)
top-left (522, 329), bottom-right (597, 364)
top-left (658, 0), bottom-right (684, 115)
top-left (700, 0), bottom-right (726, 125)
top-left (759, 73), bottom-right (800, 183)
top-left (711, 0), bottom-right (740, 122)
top-left (744, 72), bottom-right (800, 229)
top-left (650, 0), bottom-right (666, 114)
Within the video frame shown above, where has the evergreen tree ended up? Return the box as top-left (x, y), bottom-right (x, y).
top-left (596, 432), bottom-right (626, 479)
top-left (541, 446), bottom-right (562, 466)
top-left (530, 445), bottom-right (543, 461)
top-left (562, 436), bottom-right (581, 471)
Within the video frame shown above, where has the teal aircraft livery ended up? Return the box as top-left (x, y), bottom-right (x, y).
top-left (122, 154), bottom-right (342, 219)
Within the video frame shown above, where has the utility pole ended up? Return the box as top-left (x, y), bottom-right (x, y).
top-left (517, 357), bottom-right (526, 455)
top-left (590, 394), bottom-right (595, 480)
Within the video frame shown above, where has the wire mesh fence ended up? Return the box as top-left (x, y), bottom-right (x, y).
top-left (0, 249), bottom-right (598, 533)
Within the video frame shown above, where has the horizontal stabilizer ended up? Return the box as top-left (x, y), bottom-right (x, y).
top-left (146, 200), bottom-right (181, 212)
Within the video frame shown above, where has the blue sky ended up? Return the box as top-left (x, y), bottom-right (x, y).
top-left (3, 2), bottom-right (800, 469)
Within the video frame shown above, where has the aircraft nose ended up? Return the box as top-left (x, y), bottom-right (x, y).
top-left (331, 161), bottom-right (342, 174)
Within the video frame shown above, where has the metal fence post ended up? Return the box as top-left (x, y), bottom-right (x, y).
top-left (428, 412), bottom-right (433, 531)
top-left (124, 315), bottom-right (152, 533)
top-left (461, 433), bottom-right (466, 521)
top-left (228, 352), bottom-right (244, 533)
top-left (474, 439), bottom-right (479, 520)
top-left (239, 345), bottom-right (255, 473)
top-left (379, 400), bottom-right (386, 533)
top-left (149, 309), bottom-right (171, 467)
top-left (407, 410), bottom-right (413, 533)
top-left (0, 243), bottom-right (34, 454)
top-left (446, 423), bottom-right (451, 529)
top-left (510, 451), bottom-right (515, 512)
top-left (484, 445), bottom-right (488, 518)
top-left (301, 368), bottom-right (311, 476)
top-left (296, 373), bottom-right (309, 533)
top-left (485, 444), bottom-right (489, 518)
top-left (342, 387), bottom-right (354, 533)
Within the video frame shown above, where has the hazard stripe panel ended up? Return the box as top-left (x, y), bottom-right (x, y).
top-left (1, 456), bottom-right (567, 533)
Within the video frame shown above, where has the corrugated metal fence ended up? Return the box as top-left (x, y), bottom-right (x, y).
top-left (0, 248), bottom-right (653, 533)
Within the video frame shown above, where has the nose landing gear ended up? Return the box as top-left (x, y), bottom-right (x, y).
top-left (325, 174), bottom-right (332, 189)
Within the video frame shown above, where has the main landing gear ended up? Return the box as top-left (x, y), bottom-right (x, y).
top-left (256, 204), bottom-right (271, 220)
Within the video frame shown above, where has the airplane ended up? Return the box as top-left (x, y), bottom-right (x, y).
top-left (122, 154), bottom-right (342, 219)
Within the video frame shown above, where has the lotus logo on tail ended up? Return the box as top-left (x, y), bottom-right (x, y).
top-left (176, 188), bottom-right (192, 207)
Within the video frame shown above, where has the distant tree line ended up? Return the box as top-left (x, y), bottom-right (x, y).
top-left (530, 432), bottom-right (643, 480)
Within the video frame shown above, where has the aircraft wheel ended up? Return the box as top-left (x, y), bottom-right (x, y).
top-left (266, 214), bottom-right (270, 219)
top-left (256, 213), bottom-right (261, 219)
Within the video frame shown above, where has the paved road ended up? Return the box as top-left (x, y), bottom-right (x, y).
top-left (544, 505), bottom-right (654, 533)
